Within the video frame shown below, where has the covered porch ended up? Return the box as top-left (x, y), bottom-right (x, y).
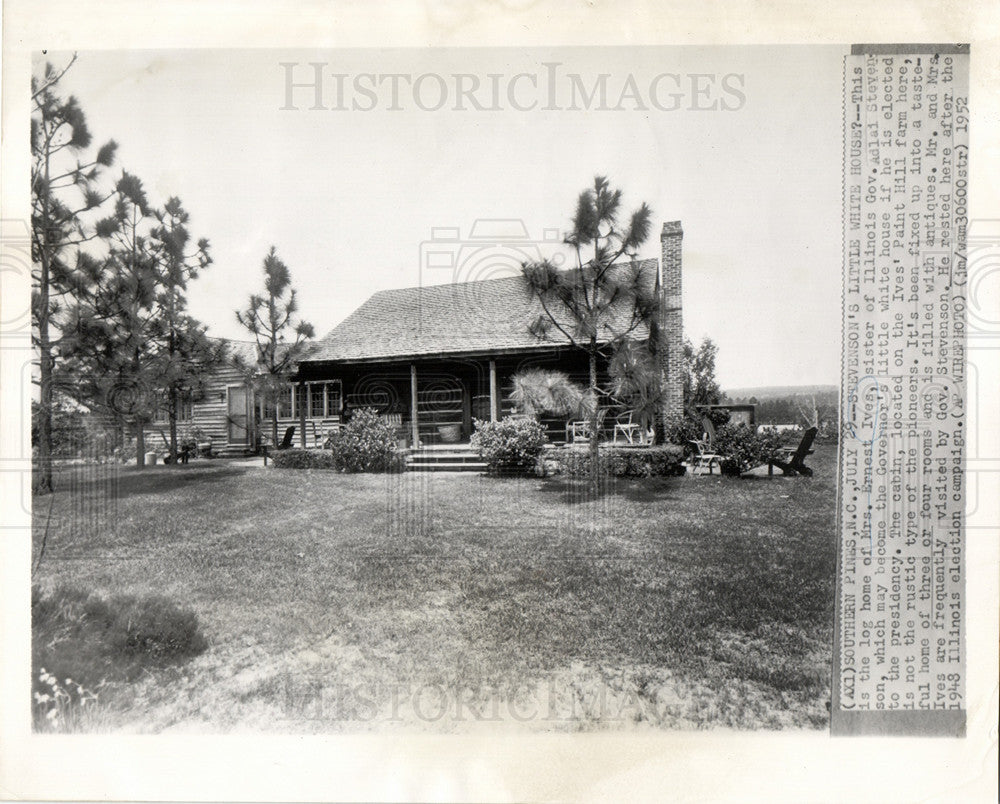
top-left (292, 347), bottom-right (609, 448)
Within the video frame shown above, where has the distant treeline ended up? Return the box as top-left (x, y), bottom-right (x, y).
top-left (722, 388), bottom-right (839, 427)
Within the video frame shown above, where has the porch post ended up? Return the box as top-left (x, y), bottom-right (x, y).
top-left (298, 382), bottom-right (307, 447)
top-left (489, 359), bottom-right (498, 422)
top-left (410, 363), bottom-right (419, 447)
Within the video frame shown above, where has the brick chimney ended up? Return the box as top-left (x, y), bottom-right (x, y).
top-left (659, 221), bottom-right (684, 430)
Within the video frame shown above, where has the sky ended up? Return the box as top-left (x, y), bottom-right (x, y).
top-left (39, 46), bottom-right (845, 390)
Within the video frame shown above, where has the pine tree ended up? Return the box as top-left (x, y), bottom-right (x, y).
top-left (62, 172), bottom-right (162, 467)
top-left (149, 197), bottom-right (221, 461)
top-left (521, 176), bottom-right (656, 485)
top-left (236, 247), bottom-right (315, 446)
top-left (31, 55), bottom-right (118, 492)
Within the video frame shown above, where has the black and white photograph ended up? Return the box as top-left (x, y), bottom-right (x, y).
top-left (1, 2), bottom-right (998, 802)
top-left (24, 45), bottom-right (845, 734)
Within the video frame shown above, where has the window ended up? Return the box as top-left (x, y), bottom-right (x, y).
top-left (305, 380), bottom-right (342, 418)
top-left (262, 382), bottom-right (342, 420)
top-left (276, 386), bottom-right (294, 420)
top-left (152, 393), bottom-right (193, 423)
top-left (263, 385), bottom-right (296, 421)
top-left (309, 383), bottom-right (325, 418)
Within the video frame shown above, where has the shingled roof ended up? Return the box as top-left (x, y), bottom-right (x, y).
top-left (305, 259), bottom-right (659, 363)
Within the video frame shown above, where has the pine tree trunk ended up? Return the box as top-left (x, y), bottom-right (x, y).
top-left (588, 346), bottom-right (599, 491)
top-left (37, 328), bottom-right (54, 494)
top-left (35, 148), bottom-right (54, 494)
top-left (136, 421), bottom-right (146, 468)
top-left (168, 385), bottom-right (178, 463)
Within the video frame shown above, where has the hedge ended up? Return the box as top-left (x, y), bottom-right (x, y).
top-left (270, 448), bottom-right (338, 470)
top-left (540, 445), bottom-right (686, 478)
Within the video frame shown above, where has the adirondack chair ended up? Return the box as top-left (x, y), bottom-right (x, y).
top-left (278, 425), bottom-right (296, 450)
top-left (768, 426), bottom-right (818, 476)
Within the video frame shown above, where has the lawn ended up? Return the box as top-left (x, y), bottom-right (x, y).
top-left (31, 445), bottom-right (838, 732)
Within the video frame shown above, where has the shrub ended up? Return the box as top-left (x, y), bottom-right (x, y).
top-left (329, 407), bottom-right (403, 472)
top-left (713, 423), bottom-right (783, 476)
top-left (271, 448), bottom-right (338, 469)
top-left (32, 585), bottom-right (208, 729)
top-left (664, 417), bottom-right (706, 457)
top-left (108, 595), bottom-right (209, 657)
top-left (817, 420), bottom-right (840, 444)
top-left (471, 416), bottom-right (548, 473)
top-left (544, 445), bottom-right (686, 478)
top-left (664, 410), bottom-right (731, 457)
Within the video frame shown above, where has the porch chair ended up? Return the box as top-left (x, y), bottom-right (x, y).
top-left (613, 410), bottom-right (653, 445)
top-left (687, 417), bottom-right (722, 474)
top-left (568, 408), bottom-right (608, 443)
top-left (278, 425), bottom-right (296, 450)
top-left (767, 426), bottom-right (818, 476)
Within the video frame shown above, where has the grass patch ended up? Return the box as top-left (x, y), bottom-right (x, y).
top-left (32, 449), bottom-right (837, 732)
top-left (32, 584), bottom-right (207, 730)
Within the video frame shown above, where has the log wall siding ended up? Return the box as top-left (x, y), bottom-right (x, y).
top-left (189, 364), bottom-right (249, 445)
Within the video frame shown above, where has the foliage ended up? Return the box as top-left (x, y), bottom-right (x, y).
top-left (521, 176), bottom-right (658, 480)
top-left (682, 336), bottom-right (721, 408)
top-left (727, 390), bottom-right (839, 430)
top-left (542, 445), bottom-right (686, 478)
top-left (31, 397), bottom-right (86, 457)
top-left (509, 368), bottom-right (592, 418)
top-left (471, 416), bottom-right (549, 473)
top-left (664, 410), bottom-right (730, 458)
top-left (270, 447), bottom-right (338, 470)
top-left (60, 172), bottom-right (162, 453)
top-left (33, 666), bottom-right (101, 731)
top-left (703, 406), bottom-right (732, 429)
top-left (31, 55), bottom-right (119, 493)
top-left (328, 408), bottom-right (404, 472)
top-left (235, 246), bottom-right (315, 445)
top-left (608, 339), bottom-right (662, 434)
top-left (148, 196), bottom-right (222, 461)
top-left (109, 595), bottom-right (209, 657)
top-left (32, 584), bottom-right (207, 730)
top-left (60, 174), bottom-right (222, 470)
top-left (663, 416), bottom-right (706, 457)
top-left (712, 423), bottom-right (784, 476)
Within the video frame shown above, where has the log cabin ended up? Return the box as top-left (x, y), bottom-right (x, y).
top-left (189, 221), bottom-right (685, 455)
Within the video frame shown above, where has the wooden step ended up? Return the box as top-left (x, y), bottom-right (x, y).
top-left (406, 461), bottom-right (486, 472)
top-left (405, 448), bottom-right (484, 472)
top-left (407, 452), bottom-right (481, 462)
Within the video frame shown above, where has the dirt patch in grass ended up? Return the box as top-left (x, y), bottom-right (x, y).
top-left (31, 447), bottom-right (838, 732)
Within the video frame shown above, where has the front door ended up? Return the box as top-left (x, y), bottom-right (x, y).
top-left (227, 385), bottom-right (249, 444)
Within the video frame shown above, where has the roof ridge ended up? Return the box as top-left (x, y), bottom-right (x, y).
top-left (368, 257), bottom-right (658, 297)
top-left (369, 274), bottom-right (525, 297)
